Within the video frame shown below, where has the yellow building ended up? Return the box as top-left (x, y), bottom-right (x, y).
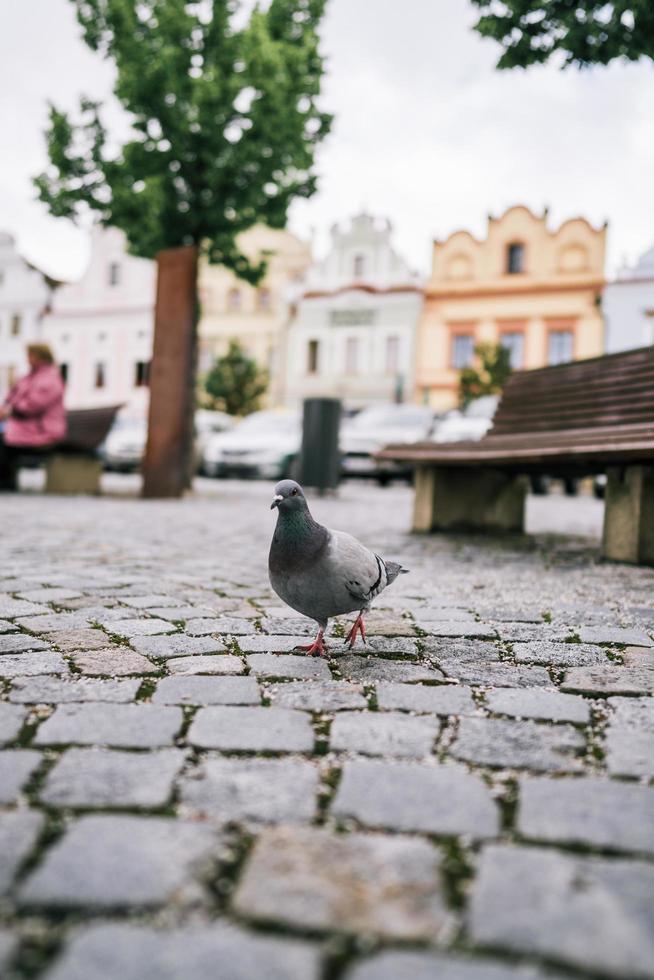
top-left (198, 225), bottom-right (312, 404)
top-left (416, 205), bottom-right (607, 409)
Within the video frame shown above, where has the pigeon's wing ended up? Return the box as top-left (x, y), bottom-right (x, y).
top-left (325, 529), bottom-right (390, 607)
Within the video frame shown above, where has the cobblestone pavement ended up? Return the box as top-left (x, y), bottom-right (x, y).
top-left (1, 480), bottom-right (653, 980)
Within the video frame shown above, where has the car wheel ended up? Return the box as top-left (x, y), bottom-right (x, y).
top-left (563, 478), bottom-right (578, 497)
top-left (377, 474), bottom-right (390, 487)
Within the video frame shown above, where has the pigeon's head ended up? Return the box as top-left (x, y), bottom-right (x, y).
top-left (270, 479), bottom-right (307, 512)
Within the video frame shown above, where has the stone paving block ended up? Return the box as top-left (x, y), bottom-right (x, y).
top-left (518, 775), bottom-right (654, 855)
top-left (417, 621), bottom-right (498, 638)
top-left (19, 815), bottom-right (218, 908)
top-left (267, 680), bottom-right (367, 712)
top-left (0, 809), bottom-right (44, 894)
top-left (364, 617), bottom-right (417, 636)
top-left (439, 662), bottom-right (552, 689)
top-left (16, 612), bottom-right (92, 632)
top-left (153, 675), bottom-right (260, 706)
top-left (131, 633), bottom-right (227, 658)
top-left (180, 757), bottom-right (319, 825)
top-left (34, 703), bottom-right (183, 747)
top-left (0, 618), bottom-right (16, 632)
top-left (606, 696), bottom-right (654, 778)
top-left (234, 634), bottom-right (311, 653)
top-left (119, 594), bottom-right (181, 609)
top-left (0, 750), bottom-right (42, 804)
top-left (186, 617), bottom-right (255, 636)
top-left (469, 844), bottom-right (654, 978)
top-left (346, 951), bottom-right (561, 980)
top-left (260, 616), bottom-right (314, 635)
top-left (512, 641), bottom-right (608, 667)
top-left (0, 633), bottom-right (50, 654)
top-left (18, 588), bottom-right (82, 603)
top-left (0, 597), bottom-right (50, 618)
top-left (40, 748), bottom-right (186, 808)
top-left (562, 665), bottom-right (654, 695)
top-left (623, 646), bottom-right (654, 667)
top-left (578, 626), bottom-right (653, 647)
top-left (9, 676), bottom-right (140, 703)
top-left (490, 623), bottom-right (572, 643)
top-left (48, 628), bottom-right (112, 652)
top-left (331, 711), bottom-right (438, 758)
top-left (72, 647), bottom-right (158, 676)
top-left (333, 759), bottom-right (499, 838)
top-left (0, 702), bottom-right (26, 743)
top-left (0, 930), bottom-right (17, 974)
top-left (246, 653), bottom-right (332, 680)
top-left (337, 655), bottom-right (442, 684)
top-left (423, 638), bottom-right (501, 662)
top-left (451, 717), bottom-right (585, 772)
top-left (475, 607), bottom-right (544, 624)
top-left (166, 654), bottom-right (245, 675)
top-left (43, 922), bottom-right (321, 980)
top-left (110, 618), bottom-right (176, 638)
top-left (486, 688), bottom-right (591, 724)
top-left (233, 826), bottom-right (454, 940)
top-left (0, 651), bottom-right (69, 678)
top-left (143, 605), bottom-right (216, 621)
top-left (376, 682), bottom-right (477, 715)
top-left (189, 706), bottom-right (314, 753)
top-left (415, 606), bottom-right (477, 622)
top-left (363, 636), bottom-right (420, 656)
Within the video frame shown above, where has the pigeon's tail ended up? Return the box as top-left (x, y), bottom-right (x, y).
top-left (384, 560), bottom-right (408, 585)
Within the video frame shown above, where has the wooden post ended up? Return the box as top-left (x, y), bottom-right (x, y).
top-left (142, 245), bottom-right (199, 499)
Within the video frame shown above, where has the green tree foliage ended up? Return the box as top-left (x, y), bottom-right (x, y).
top-left (459, 342), bottom-right (512, 409)
top-left (34, 0), bottom-right (331, 283)
top-left (204, 340), bottom-right (269, 416)
top-left (470, 1), bottom-right (654, 69)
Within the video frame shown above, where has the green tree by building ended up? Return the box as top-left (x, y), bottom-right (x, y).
top-left (459, 342), bottom-right (512, 409)
top-left (203, 340), bottom-right (269, 417)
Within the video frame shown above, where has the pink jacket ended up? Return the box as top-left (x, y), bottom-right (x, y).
top-left (3, 364), bottom-right (67, 448)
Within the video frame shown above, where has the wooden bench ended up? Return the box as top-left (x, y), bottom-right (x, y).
top-left (377, 346), bottom-right (654, 565)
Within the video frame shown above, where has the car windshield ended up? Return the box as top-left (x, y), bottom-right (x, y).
top-left (350, 406), bottom-right (432, 429)
top-left (234, 412), bottom-right (299, 434)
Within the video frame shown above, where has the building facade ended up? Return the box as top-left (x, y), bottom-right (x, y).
top-left (603, 244), bottom-right (654, 353)
top-left (198, 225), bottom-right (312, 405)
top-left (44, 226), bottom-right (156, 412)
top-left (284, 214), bottom-right (423, 407)
top-left (0, 233), bottom-right (55, 398)
top-left (416, 205), bottom-right (607, 409)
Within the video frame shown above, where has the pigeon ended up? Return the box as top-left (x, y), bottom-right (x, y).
top-left (268, 479), bottom-right (408, 656)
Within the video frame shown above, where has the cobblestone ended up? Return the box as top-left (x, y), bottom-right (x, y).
top-left (72, 647), bottom-right (158, 676)
top-left (152, 675), bottom-right (260, 705)
top-left (451, 717), bottom-right (585, 771)
top-left (0, 750), bottom-right (42, 803)
top-left (439, 662), bottom-right (553, 688)
top-left (0, 632), bottom-right (50, 654)
top-left (345, 952), bottom-right (561, 980)
top-left (0, 650), bottom-right (68, 677)
top-left (485, 688), bottom-right (591, 724)
top-left (606, 696), bottom-right (654, 777)
top-left (34, 703), bottom-right (184, 747)
top-left (562, 665), bottom-right (654, 695)
top-left (331, 711), bottom-right (439, 757)
top-left (337, 655), bottom-right (441, 684)
top-left (0, 702), bottom-right (26, 742)
top-left (40, 748), bottom-right (186, 808)
top-left (246, 652), bottom-right (331, 679)
top-left (110, 617), bottom-right (177, 638)
top-left (511, 641), bottom-right (609, 667)
top-left (166, 654), bottom-right (245, 675)
top-left (266, 680), bottom-right (367, 711)
top-left (0, 809), bottom-right (44, 894)
top-left (47, 627), bottom-right (115, 651)
top-left (130, 634), bottom-right (227, 657)
top-left (9, 676), bottom-right (141, 703)
top-left (188, 706), bottom-right (314, 752)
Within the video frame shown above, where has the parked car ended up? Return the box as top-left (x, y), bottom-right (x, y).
top-left (340, 404), bottom-right (436, 486)
top-left (432, 394), bottom-right (499, 443)
top-left (202, 410), bottom-right (301, 480)
top-left (101, 409), bottom-right (235, 472)
top-left (194, 410), bottom-right (236, 471)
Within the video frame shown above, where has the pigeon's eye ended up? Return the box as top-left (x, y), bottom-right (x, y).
top-left (291, 488), bottom-right (298, 496)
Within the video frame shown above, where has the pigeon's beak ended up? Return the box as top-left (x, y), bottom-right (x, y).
top-left (270, 494), bottom-right (283, 510)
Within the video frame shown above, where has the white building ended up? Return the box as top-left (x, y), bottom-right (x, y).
top-left (44, 226), bottom-right (156, 412)
top-left (0, 233), bottom-right (55, 398)
top-left (284, 214), bottom-right (423, 407)
top-left (603, 244), bottom-right (654, 352)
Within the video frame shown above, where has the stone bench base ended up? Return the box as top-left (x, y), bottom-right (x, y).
top-left (412, 467), bottom-right (527, 534)
top-left (45, 455), bottom-right (103, 495)
top-left (602, 465), bottom-right (654, 565)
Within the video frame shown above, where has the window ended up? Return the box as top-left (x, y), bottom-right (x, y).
top-left (94, 362), bottom-right (106, 388)
top-left (353, 254), bottom-right (365, 278)
top-left (108, 262), bottom-right (120, 286)
top-left (385, 336), bottom-right (400, 375)
top-left (506, 243), bottom-right (525, 274)
top-left (345, 337), bottom-right (359, 375)
top-left (501, 332), bottom-right (524, 369)
top-left (60, 363), bottom-right (69, 385)
top-left (257, 287), bottom-right (271, 311)
top-left (134, 360), bottom-right (150, 387)
top-left (307, 339), bottom-right (319, 374)
top-left (227, 288), bottom-right (242, 312)
top-left (548, 330), bottom-right (573, 365)
top-left (10, 314), bottom-right (21, 336)
top-left (451, 334), bottom-right (475, 369)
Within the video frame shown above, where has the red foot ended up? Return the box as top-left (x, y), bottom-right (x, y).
top-left (294, 630), bottom-right (329, 658)
top-left (345, 614), bottom-right (366, 649)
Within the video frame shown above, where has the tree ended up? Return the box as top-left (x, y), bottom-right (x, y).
top-left (204, 340), bottom-right (269, 416)
top-left (34, 0), bottom-right (330, 494)
top-left (459, 342), bottom-right (512, 409)
top-left (470, 1), bottom-right (654, 69)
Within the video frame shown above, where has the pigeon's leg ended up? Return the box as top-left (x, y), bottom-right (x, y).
top-left (345, 611), bottom-right (366, 649)
top-left (294, 627), bottom-right (329, 658)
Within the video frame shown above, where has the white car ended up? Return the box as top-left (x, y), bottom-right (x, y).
top-left (341, 404), bottom-right (436, 485)
top-left (433, 395), bottom-right (499, 443)
top-left (202, 410), bottom-right (301, 480)
top-left (101, 409), bottom-right (235, 472)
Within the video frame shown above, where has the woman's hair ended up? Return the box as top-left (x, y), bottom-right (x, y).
top-left (27, 343), bottom-right (55, 365)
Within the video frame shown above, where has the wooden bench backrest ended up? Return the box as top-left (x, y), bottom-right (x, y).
top-left (63, 405), bottom-right (122, 452)
top-left (489, 346), bottom-right (654, 437)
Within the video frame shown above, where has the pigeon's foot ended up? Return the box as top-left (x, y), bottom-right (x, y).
top-left (345, 614), bottom-right (366, 649)
top-left (294, 630), bottom-right (329, 658)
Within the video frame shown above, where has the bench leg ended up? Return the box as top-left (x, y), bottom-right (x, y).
top-left (412, 467), bottom-right (526, 533)
top-left (602, 465), bottom-right (654, 565)
top-left (45, 455), bottom-right (103, 495)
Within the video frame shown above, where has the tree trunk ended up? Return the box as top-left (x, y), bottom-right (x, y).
top-left (142, 245), bottom-right (199, 499)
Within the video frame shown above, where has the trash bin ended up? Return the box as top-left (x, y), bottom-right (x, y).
top-left (298, 398), bottom-right (341, 492)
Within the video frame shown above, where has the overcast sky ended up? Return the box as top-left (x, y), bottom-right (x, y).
top-left (1, 0), bottom-right (653, 281)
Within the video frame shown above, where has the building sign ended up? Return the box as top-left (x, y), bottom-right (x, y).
top-left (329, 309), bottom-right (377, 327)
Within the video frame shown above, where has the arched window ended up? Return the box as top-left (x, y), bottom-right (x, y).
top-left (506, 243), bottom-right (525, 274)
top-left (257, 287), bottom-right (271, 311)
top-left (227, 288), bottom-right (242, 312)
top-left (353, 254), bottom-right (365, 278)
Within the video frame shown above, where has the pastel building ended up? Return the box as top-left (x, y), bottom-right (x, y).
top-left (198, 225), bottom-right (312, 405)
top-left (44, 226), bottom-right (156, 412)
top-left (416, 205), bottom-right (607, 409)
top-left (284, 213), bottom-right (423, 407)
top-left (603, 244), bottom-right (654, 352)
top-left (0, 233), bottom-right (55, 398)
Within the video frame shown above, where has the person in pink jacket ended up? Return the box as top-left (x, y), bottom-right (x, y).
top-left (0, 344), bottom-right (66, 490)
